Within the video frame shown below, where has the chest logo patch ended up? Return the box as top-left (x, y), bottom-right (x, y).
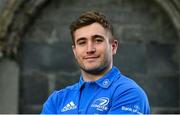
top-left (91, 97), bottom-right (109, 111)
top-left (61, 101), bottom-right (77, 112)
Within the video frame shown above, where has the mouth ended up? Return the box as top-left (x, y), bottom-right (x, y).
top-left (83, 56), bottom-right (99, 61)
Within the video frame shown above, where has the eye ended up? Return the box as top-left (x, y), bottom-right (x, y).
top-left (95, 38), bottom-right (103, 43)
top-left (77, 40), bottom-right (86, 45)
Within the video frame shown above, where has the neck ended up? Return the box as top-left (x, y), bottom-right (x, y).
top-left (81, 65), bottom-right (112, 82)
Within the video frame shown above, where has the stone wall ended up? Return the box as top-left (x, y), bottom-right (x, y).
top-left (0, 59), bottom-right (19, 113)
top-left (0, 0), bottom-right (179, 114)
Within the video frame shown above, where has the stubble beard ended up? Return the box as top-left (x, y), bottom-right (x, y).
top-left (78, 57), bottom-right (110, 75)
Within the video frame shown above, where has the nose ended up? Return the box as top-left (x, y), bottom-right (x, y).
top-left (86, 41), bottom-right (96, 54)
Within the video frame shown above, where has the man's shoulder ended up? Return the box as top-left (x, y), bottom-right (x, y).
top-left (110, 73), bottom-right (150, 114)
top-left (113, 74), bottom-right (147, 97)
top-left (53, 82), bottom-right (79, 95)
top-left (63, 82), bottom-right (79, 91)
top-left (111, 66), bottom-right (142, 90)
top-left (47, 82), bottom-right (79, 102)
top-left (114, 74), bottom-right (137, 87)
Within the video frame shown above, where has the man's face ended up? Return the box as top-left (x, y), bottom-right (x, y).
top-left (72, 22), bottom-right (118, 74)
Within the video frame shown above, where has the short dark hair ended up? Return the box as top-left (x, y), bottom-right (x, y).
top-left (70, 10), bottom-right (114, 44)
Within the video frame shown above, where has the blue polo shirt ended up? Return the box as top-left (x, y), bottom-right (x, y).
top-left (41, 66), bottom-right (150, 114)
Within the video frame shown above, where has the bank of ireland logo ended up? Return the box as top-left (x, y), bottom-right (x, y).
top-left (91, 97), bottom-right (109, 111)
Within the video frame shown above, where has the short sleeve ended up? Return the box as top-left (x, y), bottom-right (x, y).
top-left (41, 91), bottom-right (58, 114)
top-left (108, 88), bottom-right (150, 114)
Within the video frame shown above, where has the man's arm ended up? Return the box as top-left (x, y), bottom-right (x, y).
top-left (41, 91), bottom-right (57, 114)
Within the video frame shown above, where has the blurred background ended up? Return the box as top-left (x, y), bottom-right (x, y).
top-left (0, 0), bottom-right (179, 114)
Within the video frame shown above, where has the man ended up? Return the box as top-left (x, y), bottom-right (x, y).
top-left (41, 10), bottom-right (150, 114)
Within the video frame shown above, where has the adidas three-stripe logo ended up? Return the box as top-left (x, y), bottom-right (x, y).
top-left (61, 101), bottom-right (77, 112)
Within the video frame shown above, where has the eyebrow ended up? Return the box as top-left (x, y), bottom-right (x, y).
top-left (76, 34), bottom-right (105, 43)
top-left (92, 34), bottom-right (104, 39)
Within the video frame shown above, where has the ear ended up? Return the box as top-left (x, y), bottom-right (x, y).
top-left (112, 39), bottom-right (118, 55)
top-left (72, 45), bottom-right (77, 57)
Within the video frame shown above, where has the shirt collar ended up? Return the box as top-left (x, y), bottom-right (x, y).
top-left (78, 66), bottom-right (121, 90)
top-left (78, 76), bottom-right (85, 90)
